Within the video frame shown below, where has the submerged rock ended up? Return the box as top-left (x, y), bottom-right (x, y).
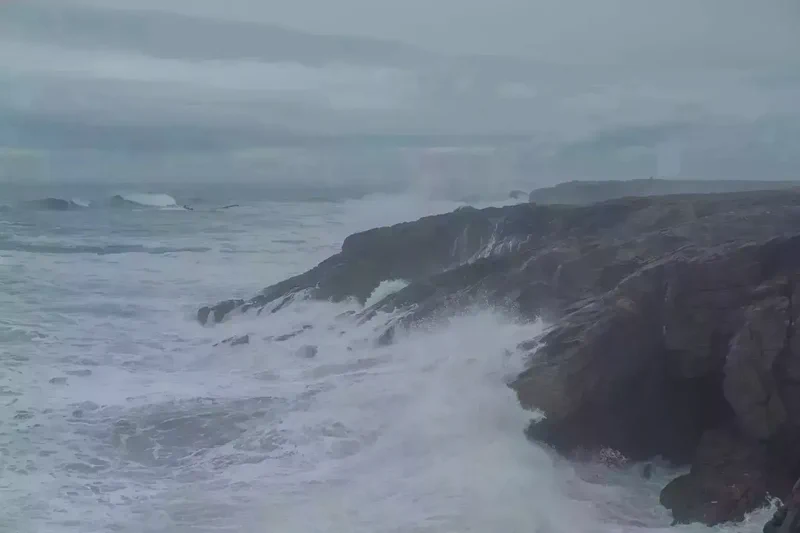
top-left (763, 479), bottom-right (800, 533)
top-left (24, 197), bottom-right (76, 211)
top-left (201, 188), bottom-right (800, 525)
top-left (198, 299), bottom-right (244, 325)
top-left (375, 326), bottom-right (396, 347)
top-left (295, 345), bottom-right (318, 358)
top-left (660, 429), bottom-right (770, 525)
top-left (214, 334), bottom-right (250, 347)
top-left (65, 369), bottom-right (92, 377)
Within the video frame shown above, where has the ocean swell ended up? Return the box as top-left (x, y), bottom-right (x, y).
top-left (23, 198), bottom-right (88, 211)
top-left (16, 193), bottom-right (183, 211)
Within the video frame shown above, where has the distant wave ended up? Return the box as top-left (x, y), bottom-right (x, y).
top-left (1, 239), bottom-right (211, 255)
top-left (109, 193), bottom-right (179, 209)
top-left (23, 198), bottom-right (88, 211)
top-left (71, 198), bottom-right (91, 208)
top-left (16, 193), bottom-right (185, 212)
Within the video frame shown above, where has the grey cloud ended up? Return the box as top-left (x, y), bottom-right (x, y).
top-left (0, 2), bottom-right (432, 67)
top-left (548, 116), bottom-right (800, 182)
top-left (2, 0), bottom-right (799, 185)
top-left (0, 107), bottom-right (283, 152)
top-left (68, 0), bottom-right (800, 68)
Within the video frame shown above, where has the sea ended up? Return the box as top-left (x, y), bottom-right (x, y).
top-left (0, 182), bottom-right (775, 532)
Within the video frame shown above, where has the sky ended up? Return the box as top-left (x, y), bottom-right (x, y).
top-left (1, 0), bottom-right (799, 186)
top-left (67, 0), bottom-right (800, 66)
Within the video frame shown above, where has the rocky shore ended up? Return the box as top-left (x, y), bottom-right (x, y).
top-left (200, 186), bottom-right (800, 526)
top-left (529, 178), bottom-right (799, 205)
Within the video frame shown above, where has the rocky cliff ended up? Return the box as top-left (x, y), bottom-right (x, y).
top-left (200, 189), bottom-right (800, 526)
top-left (529, 178), bottom-right (799, 205)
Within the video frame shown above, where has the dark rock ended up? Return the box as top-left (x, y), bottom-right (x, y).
top-left (198, 299), bottom-right (244, 325)
top-left (295, 345), bottom-right (318, 358)
top-left (762, 479), bottom-right (800, 533)
top-left (529, 178), bottom-right (800, 205)
top-left (376, 326), bottom-right (396, 347)
top-left (518, 262), bottom-right (734, 464)
top-left (660, 430), bottom-right (770, 526)
top-left (25, 198), bottom-right (74, 211)
top-left (763, 506), bottom-right (789, 533)
top-left (230, 335), bottom-right (250, 346)
top-left (271, 325), bottom-right (313, 343)
top-left (214, 334), bottom-right (250, 347)
top-left (65, 369), bottom-right (92, 377)
top-left (199, 203), bottom-right (548, 322)
top-left (723, 293), bottom-right (790, 440)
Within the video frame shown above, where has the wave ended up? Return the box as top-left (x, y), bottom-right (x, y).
top-left (70, 198), bottom-right (91, 208)
top-left (187, 289), bottom-right (714, 532)
top-left (363, 279), bottom-right (409, 308)
top-left (15, 193), bottom-right (182, 212)
top-left (109, 193), bottom-right (179, 209)
top-left (22, 198), bottom-right (89, 211)
top-left (0, 239), bottom-right (211, 255)
top-left (193, 285), bottom-right (776, 533)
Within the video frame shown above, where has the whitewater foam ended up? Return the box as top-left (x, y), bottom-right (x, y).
top-left (71, 198), bottom-right (92, 208)
top-left (180, 303), bottom-right (584, 533)
top-left (364, 279), bottom-right (410, 308)
top-left (111, 193), bottom-right (179, 208)
top-left (15, 193), bottom-right (180, 211)
top-left (189, 301), bottom-right (740, 533)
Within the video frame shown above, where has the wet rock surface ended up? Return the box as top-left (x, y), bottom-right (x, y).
top-left (659, 429), bottom-right (772, 525)
top-left (202, 188), bottom-right (800, 526)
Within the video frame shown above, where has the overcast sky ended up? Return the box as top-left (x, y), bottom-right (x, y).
top-left (69, 0), bottom-right (800, 67)
top-left (1, 0), bottom-right (798, 184)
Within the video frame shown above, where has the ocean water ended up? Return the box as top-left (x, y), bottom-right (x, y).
top-left (0, 183), bottom-right (774, 533)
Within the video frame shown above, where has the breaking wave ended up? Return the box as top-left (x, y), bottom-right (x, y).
top-left (363, 279), bottom-right (410, 308)
top-left (16, 193), bottom-right (183, 211)
top-left (23, 197), bottom-right (89, 211)
top-left (109, 193), bottom-right (179, 209)
top-left (71, 198), bottom-right (92, 208)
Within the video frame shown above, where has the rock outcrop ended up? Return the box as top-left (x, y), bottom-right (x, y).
top-left (200, 188), bottom-right (800, 526)
top-left (659, 429), bottom-right (771, 525)
top-left (529, 178), bottom-right (799, 205)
